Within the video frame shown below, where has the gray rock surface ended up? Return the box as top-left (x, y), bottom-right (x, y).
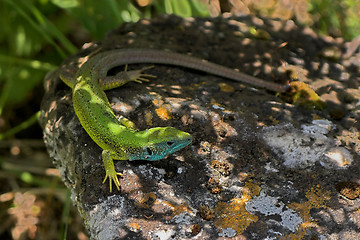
top-left (39, 15), bottom-right (360, 239)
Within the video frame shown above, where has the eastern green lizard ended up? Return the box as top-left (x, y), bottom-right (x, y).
top-left (59, 48), bottom-right (289, 192)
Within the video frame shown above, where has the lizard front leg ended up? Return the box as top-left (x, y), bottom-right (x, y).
top-left (102, 150), bottom-right (128, 192)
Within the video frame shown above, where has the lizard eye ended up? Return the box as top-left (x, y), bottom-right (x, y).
top-left (167, 141), bottom-right (175, 146)
top-left (146, 147), bottom-right (153, 156)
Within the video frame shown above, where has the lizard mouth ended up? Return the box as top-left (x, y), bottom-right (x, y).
top-left (173, 135), bottom-right (193, 152)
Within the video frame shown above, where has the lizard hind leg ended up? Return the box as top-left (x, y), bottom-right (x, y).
top-left (100, 65), bottom-right (156, 90)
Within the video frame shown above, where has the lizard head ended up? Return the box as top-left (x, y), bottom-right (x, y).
top-left (137, 127), bottom-right (192, 161)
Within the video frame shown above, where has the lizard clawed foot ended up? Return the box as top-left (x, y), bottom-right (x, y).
top-left (102, 150), bottom-right (127, 192)
top-left (121, 65), bottom-right (156, 83)
top-left (103, 170), bottom-right (123, 192)
top-left (101, 65), bottom-right (156, 90)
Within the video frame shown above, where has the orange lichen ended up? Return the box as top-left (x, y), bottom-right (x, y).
top-left (150, 95), bottom-right (175, 120)
top-left (288, 185), bottom-right (331, 222)
top-left (134, 192), bottom-right (157, 209)
top-left (281, 224), bottom-right (306, 240)
top-left (281, 222), bottom-right (320, 240)
top-left (171, 203), bottom-right (193, 217)
top-left (152, 98), bottom-right (163, 106)
top-left (214, 180), bottom-right (260, 234)
top-left (129, 222), bottom-right (140, 230)
top-left (160, 200), bottom-right (193, 218)
top-left (155, 105), bottom-right (174, 120)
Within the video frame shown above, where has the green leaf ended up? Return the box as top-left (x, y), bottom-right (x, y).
top-left (68, 0), bottom-right (141, 39)
top-left (51, 0), bottom-right (79, 9)
top-left (189, 0), bottom-right (210, 17)
top-left (171, 0), bottom-right (192, 17)
top-left (164, 0), bottom-right (174, 14)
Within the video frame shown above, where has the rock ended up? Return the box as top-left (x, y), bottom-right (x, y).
top-left (39, 15), bottom-right (360, 239)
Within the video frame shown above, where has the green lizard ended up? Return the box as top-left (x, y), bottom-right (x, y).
top-left (59, 48), bottom-right (289, 192)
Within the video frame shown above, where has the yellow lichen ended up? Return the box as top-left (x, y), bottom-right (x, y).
top-left (214, 181), bottom-right (260, 234)
top-left (283, 81), bottom-right (326, 110)
top-left (269, 115), bottom-right (280, 125)
top-left (144, 111), bottom-right (153, 126)
top-left (288, 185), bottom-right (331, 222)
top-left (210, 98), bottom-right (226, 109)
top-left (312, 114), bottom-right (322, 120)
top-left (218, 82), bottom-right (235, 92)
top-left (282, 222), bottom-right (318, 240)
top-left (249, 27), bottom-right (271, 40)
top-left (243, 181), bottom-right (261, 199)
top-left (283, 185), bottom-right (331, 239)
